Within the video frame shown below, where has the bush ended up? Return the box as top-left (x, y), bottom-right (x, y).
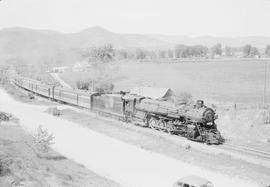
top-left (0, 112), bottom-right (11, 121)
top-left (0, 159), bottom-right (10, 176)
top-left (0, 65), bottom-right (9, 84)
top-left (76, 80), bottom-right (91, 90)
top-left (95, 82), bottom-right (114, 93)
top-left (28, 93), bottom-right (35, 100)
top-left (76, 79), bottom-right (114, 93)
top-left (0, 112), bottom-right (17, 123)
top-left (33, 125), bottom-right (54, 153)
top-left (47, 107), bottom-right (61, 116)
top-left (263, 109), bottom-right (270, 124)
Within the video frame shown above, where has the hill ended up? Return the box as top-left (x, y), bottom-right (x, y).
top-left (0, 26), bottom-right (170, 66)
top-left (1, 26), bottom-right (270, 66)
top-left (0, 27), bottom-right (73, 65)
top-left (68, 26), bottom-right (170, 49)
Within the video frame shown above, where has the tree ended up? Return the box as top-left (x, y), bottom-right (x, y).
top-left (210, 43), bottom-right (222, 57)
top-left (116, 49), bottom-right (128, 59)
top-left (250, 46), bottom-right (259, 57)
top-left (83, 44), bottom-right (115, 63)
top-left (174, 44), bottom-right (208, 58)
top-left (225, 46), bottom-right (234, 57)
top-left (135, 49), bottom-right (147, 59)
top-left (242, 44), bottom-right (259, 57)
top-left (265, 45), bottom-right (270, 57)
top-left (34, 125), bottom-right (54, 153)
top-left (189, 45), bottom-right (208, 57)
top-left (148, 51), bottom-right (157, 59)
top-left (158, 50), bottom-right (166, 58)
top-left (174, 44), bottom-right (187, 58)
top-left (167, 49), bottom-right (174, 58)
top-left (243, 45), bottom-right (252, 57)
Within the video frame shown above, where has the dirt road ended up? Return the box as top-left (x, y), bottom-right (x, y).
top-left (0, 88), bottom-right (258, 187)
top-left (50, 73), bottom-right (73, 89)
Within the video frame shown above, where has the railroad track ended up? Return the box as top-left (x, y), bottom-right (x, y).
top-left (221, 142), bottom-right (270, 160)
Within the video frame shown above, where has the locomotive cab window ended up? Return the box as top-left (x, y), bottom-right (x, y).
top-left (124, 99), bottom-right (135, 113)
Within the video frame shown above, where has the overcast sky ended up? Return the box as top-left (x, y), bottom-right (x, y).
top-left (1, 0), bottom-right (270, 37)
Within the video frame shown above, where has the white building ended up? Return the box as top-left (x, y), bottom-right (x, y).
top-left (73, 61), bottom-right (91, 72)
top-left (51, 66), bottom-right (69, 73)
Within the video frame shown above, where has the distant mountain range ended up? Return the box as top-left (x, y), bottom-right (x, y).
top-left (0, 26), bottom-right (270, 65)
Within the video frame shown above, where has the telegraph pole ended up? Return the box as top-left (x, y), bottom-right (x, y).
top-left (263, 60), bottom-right (268, 108)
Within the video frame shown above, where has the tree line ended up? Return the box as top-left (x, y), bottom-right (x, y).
top-left (81, 43), bottom-right (270, 63)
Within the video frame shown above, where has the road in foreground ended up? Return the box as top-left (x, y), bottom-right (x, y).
top-left (0, 88), bottom-right (258, 187)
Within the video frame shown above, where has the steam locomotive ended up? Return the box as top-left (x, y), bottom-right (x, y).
top-left (123, 95), bottom-right (222, 144)
top-left (13, 76), bottom-right (223, 144)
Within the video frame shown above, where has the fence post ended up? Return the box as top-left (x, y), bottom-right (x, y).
top-left (234, 103), bottom-right (237, 119)
top-left (52, 87), bottom-right (54, 99)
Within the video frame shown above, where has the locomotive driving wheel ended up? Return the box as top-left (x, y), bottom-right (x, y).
top-left (166, 121), bottom-right (174, 134)
top-left (158, 120), bottom-right (166, 131)
top-left (148, 117), bottom-right (158, 129)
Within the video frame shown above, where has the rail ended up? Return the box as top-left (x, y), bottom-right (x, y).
top-left (221, 143), bottom-right (270, 160)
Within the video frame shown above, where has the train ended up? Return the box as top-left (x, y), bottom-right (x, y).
top-left (13, 76), bottom-right (223, 144)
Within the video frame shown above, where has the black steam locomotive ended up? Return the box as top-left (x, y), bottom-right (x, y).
top-left (123, 94), bottom-right (222, 144)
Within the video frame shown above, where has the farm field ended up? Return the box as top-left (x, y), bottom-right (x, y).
top-left (60, 59), bottom-right (270, 105)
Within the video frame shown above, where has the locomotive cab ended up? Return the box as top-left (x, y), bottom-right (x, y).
top-left (123, 94), bottom-right (144, 115)
top-left (125, 99), bottom-right (135, 113)
top-left (122, 94), bottom-right (137, 114)
top-left (122, 94), bottom-right (148, 125)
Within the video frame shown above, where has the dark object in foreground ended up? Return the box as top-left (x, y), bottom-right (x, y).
top-left (13, 76), bottom-right (223, 145)
top-left (0, 112), bottom-right (12, 122)
top-left (27, 93), bottom-right (35, 100)
top-left (172, 175), bottom-right (214, 187)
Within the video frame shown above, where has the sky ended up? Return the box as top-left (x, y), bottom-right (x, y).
top-left (0, 0), bottom-right (270, 37)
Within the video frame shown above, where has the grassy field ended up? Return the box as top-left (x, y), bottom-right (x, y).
top-left (60, 59), bottom-right (270, 105)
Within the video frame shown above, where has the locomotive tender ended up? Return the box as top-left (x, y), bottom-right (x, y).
top-left (13, 76), bottom-right (222, 144)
